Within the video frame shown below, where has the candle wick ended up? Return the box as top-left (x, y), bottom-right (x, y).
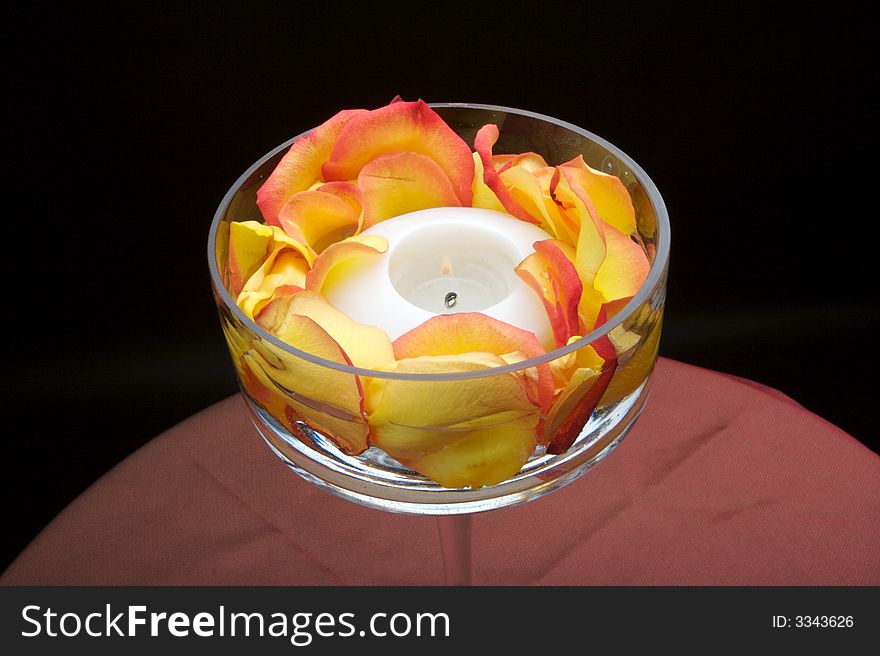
top-left (444, 292), bottom-right (458, 309)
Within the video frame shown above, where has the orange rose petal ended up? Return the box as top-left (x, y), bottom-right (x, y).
top-left (365, 353), bottom-right (538, 466)
top-left (219, 317), bottom-right (252, 403)
top-left (593, 223), bottom-right (650, 303)
top-left (366, 354), bottom-right (534, 434)
top-left (253, 287), bottom-right (298, 325)
top-left (358, 151), bottom-right (461, 228)
top-left (392, 312), bottom-right (546, 361)
top-left (236, 247), bottom-right (309, 319)
top-left (549, 343), bottom-right (578, 390)
top-left (529, 168), bottom-right (576, 246)
top-left (392, 312), bottom-right (553, 413)
top-left (226, 316), bottom-right (297, 427)
top-left (257, 108), bottom-right (368, 226)
top-left (240, 354), bottom-right (293, 421)
top-left (322, 100), bottom-right (474, 206)
top-left (245, 315), bottom-right (369, 454)
top-left (544, 367), bottom-right (599, 434)
top-left (515, 239), bottom-right (583, 347)
top-left (490, 154), bottom-right (517, 169)
top-left (244, 352), bottom-right (369, 456)
top-left (590, 304), bottom-right (619, 362)
top-left (545, 304), bottom-right (618, 454)
top-left (497, 151), bottom-right (548, 174)
top-left (278, 189), bottom-right (361, 255)
top-left (556, 166), bottom-right (621, 330)
top-left (574, 216), bottom-right (608, 331)
top-left (547, 167), bottom-right (589, 244)
top-left (471, 152), bottom-right (507, 213)
top-left (600, 313), bottom-right (662, 406)
top-left (500, 165), bottom-right (569, 237)
top-left (548, 335), bottom-right (606, 390)
top-left (257, 290), bottom-right (395, 372)
top-left (263, 225), bottom-right (315, 265)
top-left (545, 364), bottom-right (616, 454)
top-left (557, 167), bottom-right (607, 282)
top-left (266, 283), bottom-right (304, 300)
top-left (411, 418), bottom-right (538, 488)
top-left (574, 339), bottom-right (606, 370)
top-left (227, 220), bottom-right (275, 296)
top-left (561, 155), bottom-right (637, 236)
top-left (601, 296), bottom-right (635, 324)
top-left (473, 124), bottom-right (541, 225)
top-left (305, 234), bottom-right (389, 294)
top-left (315, 181), bottom-right (363, 214)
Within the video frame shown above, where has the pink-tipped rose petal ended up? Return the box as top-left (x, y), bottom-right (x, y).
top-left (393, 312), bottom-right (554, 413)
top-left (278, 189), bottom-right (361, 255)
top-left (474, 124), bottom-right (541, 224)
top-left (515, 239), bottom-right (583, 347)
top-left (321, 100), bottom-right (474, 206)
top-left (257, 109), bottom-right (367, 226)
top-left (358, 151), bottom-right (461, 228)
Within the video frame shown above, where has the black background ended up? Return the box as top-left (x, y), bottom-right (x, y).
top-left (5, 2), bottom-right (876, 572)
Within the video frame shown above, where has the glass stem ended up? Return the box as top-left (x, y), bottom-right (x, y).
top-left (436, 514), bottom-right (473, 585)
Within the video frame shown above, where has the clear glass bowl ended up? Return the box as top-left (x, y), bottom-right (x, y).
top-left (208, 103), bottom-right (669, 515)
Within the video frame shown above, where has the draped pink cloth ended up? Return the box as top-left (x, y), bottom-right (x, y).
top-left (4, 358), bottom-right (878, 585)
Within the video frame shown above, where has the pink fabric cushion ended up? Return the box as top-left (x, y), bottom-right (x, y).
top-left (3, 358), bottom-right (878, 585)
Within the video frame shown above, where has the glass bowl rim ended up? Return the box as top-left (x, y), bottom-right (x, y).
top-left (207, 102), bottom-right (670, 382)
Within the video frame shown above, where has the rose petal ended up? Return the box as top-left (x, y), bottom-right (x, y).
top-left (257, 290), bottom-right (395, 371)
top-left (322, 100), bottom-right (474, 205)
top-left (497, 152), bottom-right (548, 174)
top-left (278, 189), bottom-right (361, 255)
top-left (365, 354), bottom-right (538, 487)
top-left (600, 311), bottom-right (663, 406)
top-left (220, 316), bottom-right (250, 380)
top-left (305, 234), bottom-right (388, 294)
top-left (560, 155), bottom-right (637, 236)
top-left (358, 151), bottom-right (461, 228)
top-left (557, 167), bottom-right (644, 331)
top-left (547, 167), bottom-right (590, 245)
top-left (244, 316), bottom-right (369, 454)
top-left (221, 312), bottom-right (367, 453)
top-left (257, 109), bottom-right (368, 226)
top-left (366, 354), bottom-right (534, 444)
top-left (544, 367), bottom-right (600, 435)
top-left (471, 152), bottom-right (507, 213)
top-left (227, 220), bottom-right (275, 296)
top-left (490, 154), bottom-right (517, 170)
top-left (392, 312), bottom-right (554, 413)
top-left (544, 304), bottom-right (618, 453)
top-left (555, 167), bottom-right (607, 283)
top-left (593, 223), bottom-right (651, 304)
top-left (548, 335), bottom-right (605, 390)
top-left (411, 418), bottom-right (538, 488)
top-left (236, 247), bottom-right (309, 319)
top-left (240, 351), bottom-right (294, 421)
top-left (473, 124), bottom-right (541, 225)
top-left (267, 225), bottom-right (316, 264)
top-left (545, 365), bottom-right (616, 454)
top-left (515, 239), bottom-right (583, 347)
top-left (500, 165), bottom-right (571, 238)
top-left (315, 181), bottom-right (363, 214)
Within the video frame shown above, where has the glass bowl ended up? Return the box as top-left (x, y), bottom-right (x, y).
top-left (208, 103), bottom-right (669, 515)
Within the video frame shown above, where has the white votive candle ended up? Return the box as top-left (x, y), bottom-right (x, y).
top-left (323, 207), bottom-right (555, 347)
